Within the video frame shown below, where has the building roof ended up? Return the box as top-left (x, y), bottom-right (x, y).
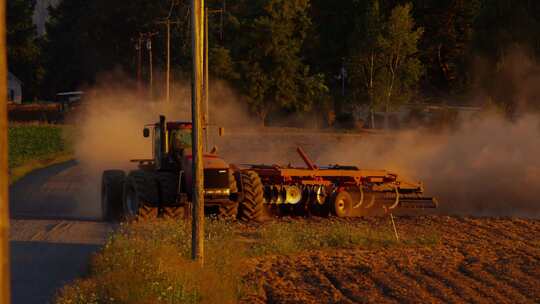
top-left (8, 72), bottom-right (22, 85)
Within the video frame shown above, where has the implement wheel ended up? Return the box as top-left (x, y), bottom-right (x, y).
top-left (333, 190), bottom-right (353, 218)
top-left (123, 171), bottom-right (159, 221)
top-left (101, 170), bottom-right (125, 222)
top-left (238, 170), bottom-right (264, 222)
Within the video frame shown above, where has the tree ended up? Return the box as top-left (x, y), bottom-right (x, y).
top-left (348, 0), bottom-right (383, 127)
top-left (412, 0), bottom-right (481, 96)
top-left (229, 0), bottom-right (328, 124)
top-left (42, 0), bottom-right (191, 98)
top-left (377, 3), bottom-right (424, 117)
top-left (7, 0), bottom-right (43, 100)
top-left (348, 2), bottom-right (423, 128)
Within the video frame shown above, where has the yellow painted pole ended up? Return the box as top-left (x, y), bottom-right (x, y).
top-left (0, 0), bottom-right (11, 301)
top-left (166, 19), bottom-right (171, 103)
top-left (191, 0), bottom-right (205, 264)
top-left (203, 7), bottom-right (209, 152)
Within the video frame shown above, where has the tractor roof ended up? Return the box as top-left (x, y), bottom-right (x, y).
top-left (166, 121), bottom-right (192, 130)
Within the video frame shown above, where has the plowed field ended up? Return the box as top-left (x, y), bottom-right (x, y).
top-left (241, 216), bottom-right (540, 304)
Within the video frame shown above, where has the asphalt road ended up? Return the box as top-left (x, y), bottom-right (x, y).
top-left (9, 161), bottom-right (112, 304)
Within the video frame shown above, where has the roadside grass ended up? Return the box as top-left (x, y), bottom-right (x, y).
top-left (54, 218), bottom-right (439, 304)
top-left (8, 124), bottom-right (74, 184)
top-left (245, 220), bottom-right (401, 256)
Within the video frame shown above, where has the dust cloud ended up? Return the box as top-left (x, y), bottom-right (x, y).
top-left (71, 68), bottom-right (540, 219)
top-left (315, 114), bottom-right (540, 218)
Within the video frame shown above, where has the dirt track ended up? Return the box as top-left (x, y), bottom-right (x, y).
top-left (242, 216), bottom-right (540, 304)
top-left (9, 161), bottom-right (112, 304)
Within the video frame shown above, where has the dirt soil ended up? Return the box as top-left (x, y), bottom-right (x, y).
top-left (241, 216), bottom-right (540, 304)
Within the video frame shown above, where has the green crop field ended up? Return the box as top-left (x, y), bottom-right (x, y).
top-left (8, 124), bottom-right (73, 182)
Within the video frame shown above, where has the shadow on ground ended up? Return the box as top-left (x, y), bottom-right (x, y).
top-left (11, 241), bottom-right (101, 304)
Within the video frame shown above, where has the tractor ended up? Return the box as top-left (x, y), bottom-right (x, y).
top-left (101, 115), bottom-right (437, 222)
top-left (101, 115), bottom-right (263, 222)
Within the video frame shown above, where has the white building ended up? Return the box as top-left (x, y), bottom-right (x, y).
top-left (8, 72), bottom-right (22, 104)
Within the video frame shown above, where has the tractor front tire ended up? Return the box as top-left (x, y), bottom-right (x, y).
top-left (238, 170), bottom-right (264, 222)
top-left (101, 170), bottom-right (125, 222)
top-left (123, 171), bottom-right (159, 221)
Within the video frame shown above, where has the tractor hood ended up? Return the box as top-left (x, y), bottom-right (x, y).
top-left (181, 150), bottom-right (231, 194)
top-left (181, 150), bottom-right (229, 169)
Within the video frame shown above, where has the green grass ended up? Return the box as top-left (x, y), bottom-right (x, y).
top-left (8, 124), bottom-right (73, 183)
top-left (54, 219), bottom-right (439, 304)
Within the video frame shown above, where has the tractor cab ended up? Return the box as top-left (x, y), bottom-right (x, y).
top-left (143, 116), bottom-right (194, 171)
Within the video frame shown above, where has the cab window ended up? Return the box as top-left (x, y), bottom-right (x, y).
top-left (171, 129), bottom-right (192, 151)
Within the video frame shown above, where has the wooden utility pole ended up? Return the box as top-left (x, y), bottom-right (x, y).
top-left (135, 37), bottom-right (142, 90)
top-left (166, 19), bottom-right (171, 103)
top-left (156, 19), bottom-right (180, 103)
top-left (203, 8), bottom-right (209, 151)
top-left (0, 0), bottom-right (11, 301)
top-left (191, 0), bottom-right (205, 264)
top-left (203, 4), bottom-right (226, 151)
top-left (147, 37), bottom-right (154, 100)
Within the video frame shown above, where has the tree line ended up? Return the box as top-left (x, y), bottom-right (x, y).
top-left (8, 0), bottom-right (540, 124)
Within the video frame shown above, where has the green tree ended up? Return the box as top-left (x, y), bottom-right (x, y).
top-left (412, 0), bottom-right (481, 95)
top-left (230, 0), bottom-right (328, 124)
top-left (348, 0), bottom-right (383, 126)
top-left (7, 0), bottom-right (43, 100)
top-left (348, 2), bottom-right (423, 128)
top-left (42, 0), bottom-right (191, 98)
top-left (377, 3), bottom-right (423, 115)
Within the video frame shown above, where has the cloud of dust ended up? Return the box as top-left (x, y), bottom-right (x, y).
top-left (70, 51), bottom-right (540, 219)
top-left (70, 77), bottom-right (254, 219)
top-left (74, 78), bottom-right (253, 172)
top-left (315, 114), bottom-right (540, 218)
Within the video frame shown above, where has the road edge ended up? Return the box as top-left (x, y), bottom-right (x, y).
top-left (9, 153), bottom-right (74, 185)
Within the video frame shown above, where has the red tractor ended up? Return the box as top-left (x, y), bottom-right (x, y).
top-left (101, 115), bottom-right (262, 222)
top-left (101, 115), bottom-right (437, 222)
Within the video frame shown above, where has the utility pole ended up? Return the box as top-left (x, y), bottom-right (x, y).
top-left (191, 0), bottom-right (205, 265)
top-left (135, 32), bottom-right (157, 99)
top-left (147, 37), bottom-right (154, 100)
top-left (156, 19), bottom-right (180, 103)
top-left (0, 0), bottom-right (11, 301)
top-left (134, 37), bottom-right (142, 90)
top-left (204, 7), bottom-right (209, 151)
top-left (166, 20), bottom-right (171, 103)
top-left (203, 4), bottom-right (226, 150)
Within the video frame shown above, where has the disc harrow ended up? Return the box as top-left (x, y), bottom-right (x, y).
top-left (233, 147), bottom-right (437, 217)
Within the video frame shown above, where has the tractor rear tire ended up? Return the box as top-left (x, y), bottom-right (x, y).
top-left (162, 206), bottom-right (184, 220)
top-left (219, 203), bottom-right (238, 221)
top-left (101, 170), bottom-right (125, 222)
top-left (333, 190), bottom-right (353, 218)
top-left (156, 172), bottom-right (179, 205)
top-left (238, 170), bottom-right (264, 222)
top-left (123, 171), bottom-right (159, 221)
top-left (138, 205), bottom-right (159, 220)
